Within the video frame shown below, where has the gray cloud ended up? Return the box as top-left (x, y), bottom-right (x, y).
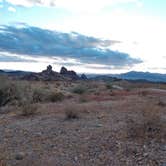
top-left (0, 24), bottom-right (142, 67)
top-left (0, 52), bottom-right (36, 62)
top-left (5, 0), bottom-right (56, 7)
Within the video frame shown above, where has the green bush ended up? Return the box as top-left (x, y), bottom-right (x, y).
top-left (21, 104), bottom-right (37, 116)
top-left (72, 85), bottom-right (87, 94)
top-left (32, 88), bottom-right (64, 103)
top-left (0, 77), bottom-right (21, 106)
top-left (32, 89), bottom-right (45, 103)
top-left (65, 106), bottom-right (79, 120)
top-left (20, 101), bottom-right (38, 116)
top-left (48, 92), bottom-right (64, 102)
top-left (106, 83), bottom-right (113, 90)
top-left (79, 95), bottom-right (88, 103)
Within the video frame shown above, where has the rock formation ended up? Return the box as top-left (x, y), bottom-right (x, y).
top-left (80, 74), bottom-right (88, 80)
top-left (22, 65), bottom-right (87, 81)
top-left (23, 65), bottom-right (64, 81)
top-left (60, 66), bottom-right (80, 80)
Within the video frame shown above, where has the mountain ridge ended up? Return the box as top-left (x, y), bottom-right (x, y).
top-left (0, 68), bottom-right (166, 82)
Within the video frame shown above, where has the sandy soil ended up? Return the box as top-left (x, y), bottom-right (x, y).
top-left (0, 85), bottom-right (166, 166)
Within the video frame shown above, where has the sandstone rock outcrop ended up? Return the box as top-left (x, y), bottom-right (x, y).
top-left (22, 65), bottom-right (87, 81)
top-left (60, 66), bottom-right (80, 80)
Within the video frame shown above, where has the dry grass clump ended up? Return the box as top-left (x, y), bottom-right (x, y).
top-left (126, 106), bottom-right (165, 141)
top-left (48, 92), bottom-right (64, 102)
top-left (19, 100), bottom-right (38, 116)
top-left (139, 90), bottom-right (148, 96)
top-left (32, 88), bottom-right (45, 103)
top-left (32, 88), bottom-right (64, 103)
top-left (79, 95), bottom-right (89, 103)
top-left (0, 76), bottom-right (21, 106)
top-left (157, 100), bottom-right (166, 107)
top-left (0, 152), bottom-right (7, 166)
top-left (72, 85), bottom-right (87, 95)
top-left (0, 76), bottom-right (65, 108)
top-left (65, 105), bottom-right (79, 120)
top-left (105, 83), bottom-right (113, 90)
top-left (72, 85), bottom-right (87, 94)
top-left (0, 76), bottom-right (33, 108)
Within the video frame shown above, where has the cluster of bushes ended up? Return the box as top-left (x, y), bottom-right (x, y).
top-left (0, 76), bottom-right (23, 107)
top-left (32, 88), bottom-right (64, 103)
top-left (106, 83), bottom-right (113, 90)
top-left (0, 76), bottom-right (65, 115)
top-left (72, 85), bottom-right (88, 94)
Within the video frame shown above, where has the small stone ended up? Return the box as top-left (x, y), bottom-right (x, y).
top-left (96, 124), bottom-right (103, 128)
top-left (15, 152), bottom-right (25, 160)
top-left (74, 156), bottom-right (78, 161)
top-left (50, 144), bottom-right (55, 148)
top-left (160, 145), bottom-right (166, 151)
top-left (143, 153), bottom-right (148, 157)
top-left (36, 132), bottom-right (42, 137)
top-left (161, 163), bottom-right (166, 166)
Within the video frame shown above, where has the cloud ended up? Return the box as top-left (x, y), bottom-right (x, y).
top-left (5, 0), bottom-right (56, 7)
top-left (56, 0), bottom-right (142, 13)
top-left (4, 0), bottom-right (142, 9)
top-left (0, 24), bottom-right (142, 68)
top-left (0, 52), bottom-right (35, 62)
top-left (8, 6), bottom-right (16, 12)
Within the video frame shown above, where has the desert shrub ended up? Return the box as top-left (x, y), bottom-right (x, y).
top-left (0, 77), bottom-right (21, 106)
top-left (32, 88), bottom-right (46, 103)
top-left (72, 85), bottom-right (87, 94)
top-left (94, 91), bottom-right (100, 96)
top-left (79, 95), bottom-right (88, 103)
top-left (20, 100), bottom-right (38, 116)
top-left (48, 92), bottom-right (64, 102)
top-left (157, 100), bottom-right (166, 107)
top-left (0, 76), bottom-right (33, 107)
top-left (65, 105), bottom-right (79, 120)
top-left (126, 106), bottom-right (165, 141)
top-left (0, 89), bottom-right (8, 106)
top-left (106, 83), bottom-right (113, 90)
top-left (32, 88), bottom-right (64, 103)
top-left (139, 90), bottom-right (148, 96)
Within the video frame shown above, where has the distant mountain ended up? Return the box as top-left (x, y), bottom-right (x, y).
top-left (0, 70), bottom-right (32, 77)
top-left (115, 71), bottom-right (166, 82)
top-left (0, 70), bottom-right (5, 74)
top-left (0, 68), bottom-right (166, 82)
top-left (90, 71), bottom-right (166, 83)
top-left (6, 71), bottom-right (32, 76)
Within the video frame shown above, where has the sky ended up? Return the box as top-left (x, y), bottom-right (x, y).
top-left (0, 0), bottom-right (166, 74)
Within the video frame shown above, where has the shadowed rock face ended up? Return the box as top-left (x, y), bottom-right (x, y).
top-left (81, 74), bottom-right (88, 80)
top-left (23, 65), bottom-right (64, 81)
top-left (60, 67), bottom-right (68, 75)
top-left (40, 65), bottom-right (63, 81)
top-left (42, 65), bottom-right (53, 74)
top-left (22, 65), bottom-right (87, 81)
top-left (60, 66), bottom-right (80, 80)
top-left (41, 65), bottom-right (57, 76)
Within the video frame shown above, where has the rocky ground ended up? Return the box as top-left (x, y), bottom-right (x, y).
top-left (0, 80), bottom-right (166, 166)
